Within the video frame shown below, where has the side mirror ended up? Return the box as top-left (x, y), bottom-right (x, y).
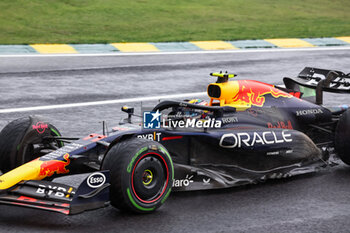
top-left (121, 106), bottom-right (134, 123)
top-left (121, 106), bottom-right (134, 114)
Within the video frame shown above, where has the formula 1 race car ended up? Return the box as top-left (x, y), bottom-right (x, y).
top-left (0, 67), bottom-right (350, 214)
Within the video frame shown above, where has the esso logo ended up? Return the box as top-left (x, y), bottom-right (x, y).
top-left (87, 172), bottom-right (106, 188)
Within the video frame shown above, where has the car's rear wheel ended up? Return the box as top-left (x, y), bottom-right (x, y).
top-left (101, 138), bottom-right (173, 213)
top-left (0, 116), bottom-right (63, 173)
top-left (335, 109), bottom-right (350, 165)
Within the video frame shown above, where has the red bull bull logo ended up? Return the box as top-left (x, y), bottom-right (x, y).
top-left (232, 80), bottom-right (292, 107)
top-left (38, 153), bottom-right (70, 178)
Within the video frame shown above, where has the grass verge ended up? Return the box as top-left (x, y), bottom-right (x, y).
top-left (0, 0), bottom-right (349, 44)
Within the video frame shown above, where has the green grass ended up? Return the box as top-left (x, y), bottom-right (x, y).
top-left (0, 0), bottom-right (349, 44)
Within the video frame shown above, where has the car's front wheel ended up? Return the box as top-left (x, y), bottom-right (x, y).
top-left (101, 137), bottom-right (174, 213)
top-left (0, 116), bottom-right (63, 173)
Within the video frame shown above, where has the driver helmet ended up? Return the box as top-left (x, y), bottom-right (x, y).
top-left (188, 99), bottom-right (209, 106)
top-left (186, 99), bottom-right (209, 119)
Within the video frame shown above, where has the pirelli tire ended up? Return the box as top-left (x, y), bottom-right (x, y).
top-left (335, 109), bottom-right (350, 165)
top-left (101, 138), bottom-right (174, 213)
top-left (0, 116), bottom-right (63, 173)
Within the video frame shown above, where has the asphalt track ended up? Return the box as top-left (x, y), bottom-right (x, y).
top-left (1, 48), bottom-right (350, 232)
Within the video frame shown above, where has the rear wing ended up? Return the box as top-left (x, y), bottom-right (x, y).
top-left (283, 67), bottom-right (350, 105)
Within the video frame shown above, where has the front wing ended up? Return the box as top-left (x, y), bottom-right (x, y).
top-left (0, 171), bottom-right (110, 215)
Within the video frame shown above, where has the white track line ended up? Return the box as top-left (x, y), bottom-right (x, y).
top-left (0, 46), bottom-right (350, 58)
top-left (0, 92), bottom-right (207, 113)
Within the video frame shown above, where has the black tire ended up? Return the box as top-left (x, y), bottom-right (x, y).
top-left (335, 109), bottom-right (350, 165)
top-left (0, 116), bottom-right (63, 173)
top-left (101, 138), bottom-right (174, 213)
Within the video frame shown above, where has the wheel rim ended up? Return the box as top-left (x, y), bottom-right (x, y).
top-left (131, 152), bottom-right (169, 203)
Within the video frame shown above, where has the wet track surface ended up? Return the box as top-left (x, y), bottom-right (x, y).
top-left (1, 48), bottom-right (350, 232)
